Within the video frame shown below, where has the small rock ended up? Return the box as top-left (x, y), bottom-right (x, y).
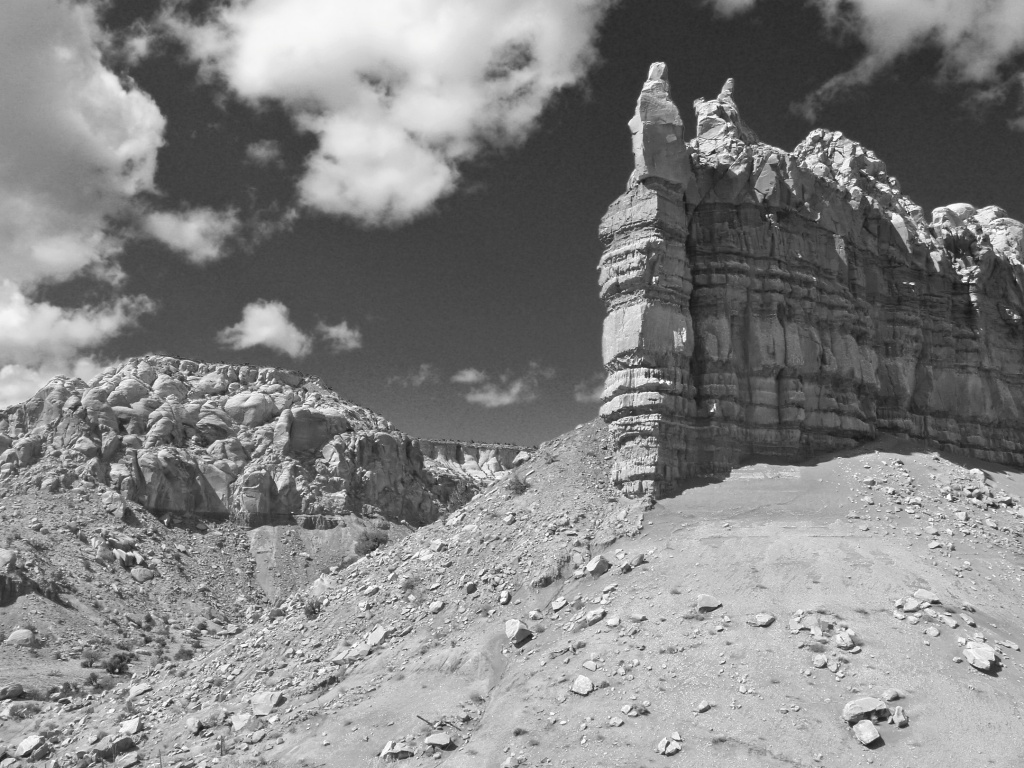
top-left (696, 594), bottom-right (722, 612)
top-left (852, 719), bottom-right (880, 745)
top-left (587, 555), bottom-right (611, 577)
top-left (571, 675), bottom-right (594, 696)
top-left (746, 613), bottom-right (775, 627)
top-left (250, 690), bottom-right (284, 716)
top-left (656, 736), bottom-right (682, 755)
top-left (842, 697), bottom-right (889, 724)
top-left (4, 629), bottom-right (34, 647)
top-left (505, 619), bottom-right (533, 646)
top-left (15, 734), bottom-right (42, 757)
top-left (963, 641), bottom-right (998, 671)
top-left (424, 732), bottom-right (453, 749)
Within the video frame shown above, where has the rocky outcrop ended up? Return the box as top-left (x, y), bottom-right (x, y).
top-left (418, 440), bottom-right (526, 482)
top-left (0, 356), bottom-right (521, 530)
top-left (599, 63), bottom-right (1024, 497)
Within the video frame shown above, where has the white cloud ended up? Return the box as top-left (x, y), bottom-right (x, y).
top-left (388, 363), bottom-right (439, 387)
top-left (173, 0), bottom-right (617, 224)
top-left (0, 280), bottom-right (153, 369)
top-left (0, 0), bottom-right (164, 404)
top-left (573, 373), bottom-right (605, 404)
top-left (144, 207), bottom-right (240, 264)
top-left (246, 139), bottom-right (283, 166)
top-left (451, 368), bottom-right (488, 385)
top-left (0, 0), bottom-right (165, 285)
top-left (0, 279), bottom-right (152, 407)
top-left (317, 320), bottom-right (363, 352)
top-left (708, 0), bottom-right (1024, 123)
top-left (452, 362), bottom-right (554, 408)
top-left (217, 300), bottom-right (312, 358)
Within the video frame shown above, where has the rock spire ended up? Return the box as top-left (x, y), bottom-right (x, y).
top-left (599, 64), bottom-right (1024, 497)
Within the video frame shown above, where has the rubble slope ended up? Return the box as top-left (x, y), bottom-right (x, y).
top-left (6, 420), bottom-right (1024, 767)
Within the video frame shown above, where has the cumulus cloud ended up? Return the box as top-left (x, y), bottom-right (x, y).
top-left (0, 281), bottom-right (153, 367)
top-left (0, 0), bottom-right (165, 285)
top-left (0, 1), bottom-right (165, 403)
top-left (173, 0), bottom-right (617, 224)
top-left (707, 0), bottom-right (1024, 123)
top-left (573, 372), bottom-right (606, 404)
top-left (217, 300), bottom-right (312, 358)
top-left (316, 320), bottom-right (363, 352)
top-left (0, 280), bottom-right (152, 406)
top-left (144, 207), bottom-right (240, 264)
top-left (451, 362), bottom-right (554, 408)
top-left (388, 363), bottom-right (440, 388)
top-left (451, 368), bottom-right (488, 385)
top-left (245, 139), bottom-right (283, 166)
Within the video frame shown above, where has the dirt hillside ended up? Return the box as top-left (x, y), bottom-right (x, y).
top-left (3, 419), bottom-right (1024, 767)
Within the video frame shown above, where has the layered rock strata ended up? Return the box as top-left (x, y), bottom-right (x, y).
top-left (599, 63), bottom-right (1024, 497)
top-left (0, 356), bottom-right (520, 529)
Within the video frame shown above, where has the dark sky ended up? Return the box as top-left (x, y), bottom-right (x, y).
top-left (7, 0), bottom-right (1024, 446)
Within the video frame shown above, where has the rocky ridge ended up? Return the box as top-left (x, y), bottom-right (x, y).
top-left (0, 356), bottom-right (524, 538)
top-left (600, 63), bottom-right (1024, 496)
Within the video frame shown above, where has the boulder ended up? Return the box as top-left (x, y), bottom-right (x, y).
top-left (0, 683), bottom-right (24, 700)
top-left (852, 719), bottom-right (880, 745)
top-left (15, 734), bottom-right (42, 758)
top-left (424, 732), bottom-right (453, 749)
top-left (842, 697), bottom-right (889, 724)
top-left (963, 641), bottom-right (999, 671)
top-left (251, 690), bottom-right (284, 716)
top-left (4, 629), bottom-right (35, 647)
top-left (696, 594), bottom-right (722, 612)
top-left (505, 619), bottom-right (533, 646)
top-left (571, 675), bottom-right (594, 696)
top-left (0, 549), bottom-right (16, 572)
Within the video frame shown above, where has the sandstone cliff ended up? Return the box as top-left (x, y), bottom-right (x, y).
top-left (0, 356), bottom-right (522, 533)
top-left (600, 63), bottom-right (1024, 497)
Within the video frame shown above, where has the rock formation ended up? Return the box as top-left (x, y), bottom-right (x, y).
top-left (0, 356), bottom-right (521, 531)
top-left (599, 63), bottom-right (1024, 497)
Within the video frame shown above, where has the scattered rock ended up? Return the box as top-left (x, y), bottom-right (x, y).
top-left (505, 619), bottom-right (533, 646)
top-left (696, 594), bottom-right (721, 612)
top-left (250, 690), bottom-right (284, 716)
top-left (571, 675), bottom-right (594, 696)
top-left (4, 628), bottom-right (34, 647)
top-left (587, 554), bottom-right (610, 577)
top-left (852, 719), bottom-right (881, 746)
top-left (842, 697), bottom-right (889, 724)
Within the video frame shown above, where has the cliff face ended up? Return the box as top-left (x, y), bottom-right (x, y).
top-left (0, 356), bottom-right (521, 531)
top-left (600, 63), bottom-right (1024, 497)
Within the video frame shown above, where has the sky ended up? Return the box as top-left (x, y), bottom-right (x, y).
top-left (1, 0), bottom-right (1023, 446)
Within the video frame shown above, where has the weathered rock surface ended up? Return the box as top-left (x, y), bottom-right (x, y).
top-left (0, 356), bottom-right (521, 535)
top-left (600, 63), bottom-right (1024, 496)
